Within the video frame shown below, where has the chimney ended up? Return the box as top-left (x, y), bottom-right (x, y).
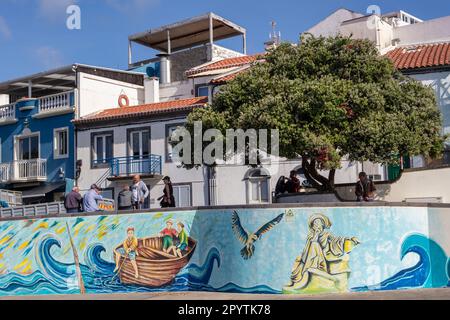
top-left (157, 53), bottom-right (171, 84)
top-left (144, 77), bottom-right (160, 104)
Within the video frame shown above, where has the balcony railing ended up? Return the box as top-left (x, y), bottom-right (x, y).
top-left (0, 159), bottom-right (47, 183)
top-left (38, 91), bottom-right (75, 114)
top-left (0, 103), bottom-right (16, 123)
top-left (0, 90), bottom-right (76, 124)
top-left (95, 155), bottom-right (162, 178)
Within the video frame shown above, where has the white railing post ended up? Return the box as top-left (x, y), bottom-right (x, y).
top-left (38, 91), bottom-right (74, 113)
top-left (0, 103), bottom-right (16, 122)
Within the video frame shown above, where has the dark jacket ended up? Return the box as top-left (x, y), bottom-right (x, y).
top-left (355, 178), bottom-right (376, 199)
top-left (64, 191), bottom-right (82, 210)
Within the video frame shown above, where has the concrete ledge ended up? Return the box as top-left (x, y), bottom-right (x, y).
top-left (2, 288), bottom-right (449, 300)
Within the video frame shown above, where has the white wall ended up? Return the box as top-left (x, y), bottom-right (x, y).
top-left (383, 167), bottom-right (450, 202)
top-left (394, 15), bottom-right (450, 46)
top-left (77, 72), bottom-right (144, 117)
top-left (306, 8), bottom-right (363, 38)
top-left (410, 71), bottom-right (450, 135)
top-left (76, 117), bottom-right (207, 209)
top-left (0, 94), bottom-right (9, 105)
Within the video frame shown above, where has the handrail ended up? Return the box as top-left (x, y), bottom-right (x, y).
top-left (93, 155), bottom-right (162, 177)
top-left (0, 103), bottom-right (16, 121)
top-left (38, 90), bottom-right (75, 113)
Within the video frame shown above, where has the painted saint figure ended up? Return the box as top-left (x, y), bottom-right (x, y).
top-left (114, 227), bottom-right (139, 279)
top-left (168, 222), bottom-right (189, 258)
top-left (283, 214), bottom-right (360, 294)
top-left (159, 220), bottom-right (178, 253)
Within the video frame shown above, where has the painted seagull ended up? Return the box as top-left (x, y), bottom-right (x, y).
top-left (232, 211), bottom-right (284, 260)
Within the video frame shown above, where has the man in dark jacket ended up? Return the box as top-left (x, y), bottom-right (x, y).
top-left (64, 186), bottom-right (83, 213)
top-left (355, 172), bottom-right (376, 201)
top-left (118, 185), bottom-right (133, 210)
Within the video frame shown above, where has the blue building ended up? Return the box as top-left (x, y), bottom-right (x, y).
top-left (0, 64), bottom-right (145, 204)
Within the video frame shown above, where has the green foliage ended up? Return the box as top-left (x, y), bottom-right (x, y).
top-left (187, 35), bottom-right (444, 189)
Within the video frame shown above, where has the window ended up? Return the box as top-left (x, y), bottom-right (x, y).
top-left (91, 131), bottom-right (113, 167)
top-left (128, 128), bottom-right (150, 159)
top-left (166, 123), bottom-right (185, 162)
top-left (54, 127), bottom-right (69, 159)
top-left (195, 84), bottom-right (209, 97)
top-left (246, 168), bottom-right (270, 204)
top-left (173, 184), bottom-right (192, 207)
top-left (18, 135), bottom-right (39, 160)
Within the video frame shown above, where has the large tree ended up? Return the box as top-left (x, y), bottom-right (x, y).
top-left (184, 35), bottom-right (444, 191)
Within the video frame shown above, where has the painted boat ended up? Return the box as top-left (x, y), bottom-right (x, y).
top-left (113, 236), bottom-right (196, 287)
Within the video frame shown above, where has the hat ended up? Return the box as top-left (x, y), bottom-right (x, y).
top-left (308, 213), bottom-right (332, 229)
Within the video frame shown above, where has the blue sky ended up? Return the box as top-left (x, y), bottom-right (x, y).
top-left (0, 0), bottom-right (449, 82)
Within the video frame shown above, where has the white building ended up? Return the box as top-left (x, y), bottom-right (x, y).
top-left (74, 13), bottom-right (373, 208)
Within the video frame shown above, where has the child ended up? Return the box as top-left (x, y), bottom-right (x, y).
top-left (169, 222), bottom-right (189, 258)
top-left (114, 227), bottom-right (139, 279)
top-left (159, 220), bottom-right (178, 253)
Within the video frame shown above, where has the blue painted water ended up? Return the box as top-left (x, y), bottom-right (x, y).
top-left (352, 234), bottom-right (449, 291)
top-left (0, 235), bottom-right (278, 296)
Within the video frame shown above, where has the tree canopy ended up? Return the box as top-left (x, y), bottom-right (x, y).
top-left (185, 35), bottom-right (444, 191)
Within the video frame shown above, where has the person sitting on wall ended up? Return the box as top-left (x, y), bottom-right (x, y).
top-left (355, 172), bottom-right (376, 202)
top-left (159, 219), bottom-right (178, 253)
top-left (118, 185), bottom-right (133, 211)
top-left (285, 170), bottom-right (301, 193)
top-left (64, 186), bottom-right (83, 213)
top-left (83, 184), bottom-right (103, 212)
top-left (114, 227), bottom-right (139, 279)
top-left (168, 222), bottom-right (189, 258)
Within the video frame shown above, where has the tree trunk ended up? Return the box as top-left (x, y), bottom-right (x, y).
top-left (301, 157), bottom-right (335, 192)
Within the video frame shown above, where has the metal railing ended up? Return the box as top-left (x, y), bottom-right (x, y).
top-left (0, 159), bottom-right (47, 182)
top-left (38, 90), bottom-right (74, 113)
top-left (0, 202), bottom-right (66, 218)
top-left (0, 103), bottom-right (16, 122)
top-left (0, 189), bottom-right (22, 206)
top-left (98, 155), bottom-right (162, 177)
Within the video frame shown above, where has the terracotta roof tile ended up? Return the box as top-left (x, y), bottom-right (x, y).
top-left (186, 54), bottom-right (263, 76)
top-left (386, 42), bottom-right (450, 70)
top-left (74, 96), bottom-right (208, 124)
top-left (210, 67), bottom-right (250, 84)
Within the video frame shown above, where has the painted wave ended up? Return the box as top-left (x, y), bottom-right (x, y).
top-left (0, 235), bottom-right (278, 296)
top-left (352, 233), bottom-right (449, 291)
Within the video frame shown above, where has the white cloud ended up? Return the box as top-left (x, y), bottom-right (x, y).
top-left (105, 0), bottom-right (160, 13)
top-left (35, 46), bottom-right (65, 69)
top-left (0, 16), bottom-right (12, 39)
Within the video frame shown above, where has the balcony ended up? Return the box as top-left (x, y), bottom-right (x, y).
top-left (95, 155), bottom-right (162, 181)
top-left (0, 159), bottom-right (47, 183)
top-left (0, 103), bottom-right (16, 125)
top-left (0, 90), bottom-right (76, 124)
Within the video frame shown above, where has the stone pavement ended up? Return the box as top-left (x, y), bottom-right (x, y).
top-left (1, 288), bottom-right (450, 300)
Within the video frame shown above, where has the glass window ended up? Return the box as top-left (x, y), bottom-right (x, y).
top-left (18, 135), bottom-right (39, 160)
top-left (129, 129), bottom-right (150, 159)
top-left (196, 85), bottom-right (209, 97)
top-left (173, 184), bottom-right (191, 207)
top-left (54, 128), bottom-right (69, 158)
top-left (166, 124), bottom-right (184, 162)
top-left (92, 133), bottom-right (113, 165)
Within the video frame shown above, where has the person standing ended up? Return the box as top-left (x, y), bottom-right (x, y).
top-left (64, 186), bottom-right (83, 213)
top-left (159, 176), bottom-right (175, 208)
top-left (130, 175), bottom-right (149, 210)
top-left (355, 172), bottom-right (376, 202)
top-left (117, 185), bottom-right (133, 210)
top-left (83, 184), bottom-right (103, 212)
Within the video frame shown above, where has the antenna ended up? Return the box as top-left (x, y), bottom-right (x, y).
top-left (265, 20), bottom-right (281, 50)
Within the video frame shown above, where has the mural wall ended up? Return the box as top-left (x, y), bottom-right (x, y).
top-left (0, 206), bottom-right (448, 296)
